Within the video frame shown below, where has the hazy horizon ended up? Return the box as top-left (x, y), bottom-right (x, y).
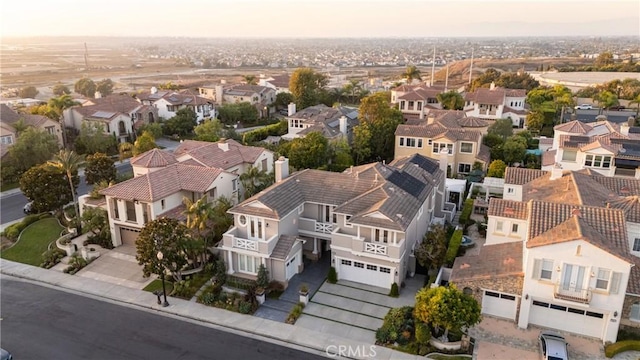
top-left (2, 0), bottom-right (639, 38)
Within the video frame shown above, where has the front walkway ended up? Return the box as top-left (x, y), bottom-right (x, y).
top-left (295, 275), bottom-right (424, 343)
top-left (253, 253), bottom-right (330, 322)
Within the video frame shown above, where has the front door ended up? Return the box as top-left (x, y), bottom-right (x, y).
top-left (448, 191), bottom-right (460, 208)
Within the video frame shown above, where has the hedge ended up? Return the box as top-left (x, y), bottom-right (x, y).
top-left (605, 340), bottom-right (640, 358)
top-left (459, 199), bottom-right (474, 228)
top-left (241, 120), bottom-right (288, 144)
top-left (445, 229), bottom-right (463, 266)
top-left (2, 213), bottom-right (52, 241)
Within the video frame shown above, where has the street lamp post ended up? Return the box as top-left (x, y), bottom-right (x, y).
top-left (156, 251), bottom-right (169, 307)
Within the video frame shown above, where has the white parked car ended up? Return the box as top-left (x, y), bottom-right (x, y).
top-left (538, 331), bottom-right (569, 360)
top-left (574, 104), bottom-right (593, 110)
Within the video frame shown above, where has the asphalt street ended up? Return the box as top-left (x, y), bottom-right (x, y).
top-left (0, 278), bottom-right (326, 360)
top-left (0, 162), bottom-right (132, 225)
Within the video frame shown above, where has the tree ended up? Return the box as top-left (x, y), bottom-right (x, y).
top-left (342, 79), bottom-right (364, 104)
top-left (28, 103), bottom-right (59, 120)
top-left (402, 65), bottom-right (421, 83)
top-left (119, 142), bottom-right (133, 161)
top-left (469, 68), bottom-right (501, 92)
top-left (19, 86), bottom-right (39, 99)
top-left (487, 160), bottom-right (507, 178)
top-left (287, 132), bottom-right (329, 170)
top-left (164, 108), bottom-right (197, 136)
top-left (74, 78), bottom-right (96, 97)
top-left (49, 94), bottom-right (79, 119)
top-left (48, 150), bottom-right (83, 226)
top-left (595, 51), bottom-right (614, 67)
top-left (414, 285), bottom-right (481, 341)
top-left (415, 224), bottom-right (448, 271)
top-left (594, 90), bottom-right (619, 115)
top-left (85, 152), bottom-right (116, 185)
top-left (357, 92), bottom-right (403, 163)
top-left (239, 166), bottom-right (274, 199)
top-left (133, 131), bottom-right (158, 156)
top-left (75, 122), bottom-right (117, 155)
top-left (20, 163), bottom-right (77, 213)
top-left (182, 195), bottom-right (213, 264)
top-left (525, 111), bottom-right (546, 132)
top-left (137, 122), bottom-right (163, 139)
top-left (437, 90), bottom-right (465, 110)
top-left (274, 92), bottom-right (295, 109)
top-left (487, 118), bottom-right (514, 140)
top-left (81, 207), bottom-right (111, 249)
top-left (52, 84), bottom-right (71, 96)
top-left (328, 138), bottom-right (353, 172)
top-left (495, 72), bottom-right (540, 92)
top-left (210, 196), bottom-right (234, 244)
top-left (243, 75), bottom-right (258, 85)
top-left (194, 119), bottom-right (222, 142)
top-left (135, 218), bottom-right (191, 282)
top-left (352, 121), bottom-right (372, 165)
top-left (289, 67), bottom-right (328, 110)
top-left (96, 79), bottom-right (115, 96)
top-left (7, 127), bottom-right (59, 175)
top-left (503, 136), bottom-right (527, 165)
top-left (630, 94), bottom-right (640, 118)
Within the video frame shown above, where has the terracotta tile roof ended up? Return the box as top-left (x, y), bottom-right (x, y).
top-left (267, 74), bottom-right (290, 88)
top-left (542, 150), bottom-right (556, 166)
top-left (629, 265), bottom-right (640, 295)
top-left (457, 117), bottom-right (489, 128)
top-left (554, 120), bottom-right (593, 134)
top-left (100, 164), bottom-right (224, 202)
top-left (503, 106), bottom-right (528, 115)
top-left (0, 104), bottom-right (56, 129)
top-left (174, 139), bottom-right (267, 170)
top-left (158, 204), bottom-right (187, 222)
top-left (137, 90), bottom-right (211, 106)
top-left (488, 199), bottom-right (529, 219)
top-left (504, 167), bottom-right (547, 185)
top-left (130, 149), bottom-right (178, 168)
top-left (466, 87), bottom-right (506, 105)
top-left (73, 94), bottom-right (142, 119)
top-left (505, 89), bottom-right (527, 97)
top-left (539, 138), bottom-right (553, 145)
top-left (450, 242), bottom-right (523, 281)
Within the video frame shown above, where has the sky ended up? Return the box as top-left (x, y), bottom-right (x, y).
top-left (1, 0), bottom-right (639, 38)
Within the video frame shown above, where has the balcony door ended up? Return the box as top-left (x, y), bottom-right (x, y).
top-left (562, 264), bottom-right (585, 291)
top-left (248, 217), bottom-right (263, 241)
top-left (318, 205), bottom-right (336, 224)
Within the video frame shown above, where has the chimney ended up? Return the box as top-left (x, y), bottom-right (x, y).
top-left (339, 116), bottom-right (347, 137)
top-left (489, 82), bottom-right (496, 90)
top-left (94, 91), bottom-right (102, 99)
top-left (621, 122), bottom-right (630, 136)
top-left (275, 156), bottom-right (289, 183)
top-left (217, 141), bottom-right (229, 152)
top-left (427, 115), bottom-right (435, 125)
top-left (150, 86), bottom-right (158, 94)
top-left (215, 85), bottom-right (224, 105)
top-left (550, 165), bottom-right (563, 180)
top-left (419, 106), bottom-right (425, 120)
top-left (287, 102), bottom-right (296, 116)
top-left (438, 148), bottom-right (449, 176)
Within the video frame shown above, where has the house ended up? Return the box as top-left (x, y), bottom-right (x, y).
top-left (394, 109), bottom-right (491, 174)
top-left (219, 154), bottom-right (447, 289)
top-left (464, 82), bottom-right (528, 128)
top-left (281, 103), bottom-right (358, 142)
top-left (259, 74), bottom-right (291, 94)
top-left (137, 88), bottom-right (214, 123)
top-left (98, 139), bottom-right (274, 247)
top-left (450, 167), bottom-right (640, 343)
top-left (541, 119), bottom-right (640, 178)
top-left (63, 94), bottom-right (158, 143)
top-left (198, 84), bottom-right (275, 118)
top-left (0, 104), bottom-right (63, 151)
top-left (391, 84), bottom-right (447, 121)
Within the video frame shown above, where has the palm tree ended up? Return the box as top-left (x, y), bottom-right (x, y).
top-left (48, 150), bottom-right (83, 230)
top-left (402, 65), bottom-right (421, 84)
top-left (182, 195), bottom-right (214, 264)
top-left (239, 167), bottom-right (273, 200)
top-left (48, 94), bottom-right (79, 148)
top-left (243, 75), bottom-right (258, 85)
top-left (593, 90), bottom-right (619, 116)
top-left (11, 119), bottom-right (29, 136)
top-left (629, 94), bottom-right (640, 119)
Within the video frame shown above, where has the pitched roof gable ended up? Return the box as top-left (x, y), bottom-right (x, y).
top-left (504, 167), bottom-right (547, 185)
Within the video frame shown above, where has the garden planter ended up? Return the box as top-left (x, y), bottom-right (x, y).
top-left (255, 288), bottom-right (265, 305)
top-left (299, 291), bottom-right (309, 305)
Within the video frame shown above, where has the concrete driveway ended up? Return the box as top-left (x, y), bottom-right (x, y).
top-left (75, 245), bottom-right (154, 289)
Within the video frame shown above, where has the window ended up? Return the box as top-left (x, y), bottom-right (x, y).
top-left (399, 137), bottom-right (404, 146)
top-left (458, 163), bottom-right (471, 174)
top-left (0, 135), bottom-right (13, 145)
top-left (427, 98), bottom-right (438, 104)
top-left (354, 262), bottom-right (364, 268)
top-left (562, 150), bottom-right (577, 162)
top-left (496, 221), bottom-right (504, 232)
top-left (416, 102), bottom-right (422, 111)
top-left (374, 229), bottom-right (389, 243)
top-left (45, 126), bottom-right (56, 135)
top-left (112, 199), bottom-right (119, 219)
top-left (238, 215), bottom-right (247, 226)
top-left (232, 179), bottom-right (237, 192)
top-left (341, 259), bottom-right (352, 266)
top-left (161, 199), bottom-right (165, 210)
top-left (585, 154), bottom-right (612, 168)
top-left (209, 187), bottom-right (217, 198)
top-left (400, 101), bottom-right (405, 110)
top-left (433, 142), bottom-right (453, 155)
top-left (507, 187), bottom-right (514, 194)
top-left (380, 267), bottom-right (391, 273)
top-left (595, 268), bottom-right (611, 290)
top-left (291, 119), bottom-right (303, 128)
top-left (634, 238), bottom-right (640, 252)
top-left (534, 259), bottom-right (554, 280)
top-left (367, 264), bottom-right (377, 271)
top-left (345, 215), bottom-right (352, 227)
top-left (460, 142), bottom-right (473, 153)
top-left (126, 201), bottom-right (137, 222)
top-left (427, 139), bottom-right (432, 145)
top-left (511, 223), bottom-right (519, 233)
top-left (408, 101), bottom-right (414, 109)
top-left (238, 254), bottom-right (259, 274)
top-left (631, 302), bottom-right (640, 321)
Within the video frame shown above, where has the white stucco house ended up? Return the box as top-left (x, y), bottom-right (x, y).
top-left (464, 82), bottom-right (528, 128)
top-left (137, 88), bottom-right (214, 123)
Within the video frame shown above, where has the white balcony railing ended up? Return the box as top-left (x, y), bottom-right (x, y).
top-left (364, 242), bottom-right (388, 256)
top-left (315, 222), bottom-right (333, 234)
top-left (554, 282), bottom-right (592, 304)
top-left (233, 238), bottom-right (258, 252)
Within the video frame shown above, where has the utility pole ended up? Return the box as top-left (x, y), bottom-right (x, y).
top-left (430, 46), bottom-right (436, 87)
top-left (444, 63), bottom-right (449, 92)
top-left (469, 47), bottom-right (474, 85)
top-left (84, 42), bottom-right (89, 72)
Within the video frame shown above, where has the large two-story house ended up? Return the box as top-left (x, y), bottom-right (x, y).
top-left (0, 104), bottom-right (63, 156)
top-left (390, 84), bottom-right (446, 122)
top-left (450, 167), bottom-right (640, 344)
top-left (198, 84), bottom-right (275, 119)
top-left (394, 109), bottom-right (491, 174)
top-left (137, 88), bottom-right (214, 123)
top-left (282, 104), bottom-right (358, 142)
top-left (98, 139), bottom-right (274, 247)
top-left (219, 154), bottom-right (447, 289)
top-left (541, 119), bottom-right (640, 178)
top-left (259, 74), bottom-right (291, 94)
top-left (464, 82), bottom-right (528, 128)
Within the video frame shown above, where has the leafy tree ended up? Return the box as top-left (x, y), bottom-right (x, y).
top-left (526, 111), bottom-right (546, 132)
top-left (329, 138), bottom-right (353, 172)
top-left (137, 122), bottom-right (163, 139)
top-left (81, 207), bottom-right (111, 248)
top-left (28, 103), bottom-right (59, 120)
top-left (469, 68), bottom-right (501, 92)
top-left (96, 79), bottom-right (114, 96)
top-left (630, 94), bottom-right (640, 118)
top-left (7, 127), bottom-right (59, 175)
top-left (85, 152), bottom-right (116, 185)
top-left (49, 94), bottom-right (80, 120)
top-left (48, 150), bottom-right (83, 227)
top-left (216, 102), bottom-right (258, 125)
top-left (594, 90), bottom-right (619, 114)
top-left (437, 90), bottom-right (465, 110)
top-left (487, 118), bottom-right (514, 140)
top-left (342, 79), bottom-right (366, 104)
top-left (135, 218), bottom-right (192, 282)
top-left (495, 72), bottom-right (540, 92)
top-left (164, 107), bottom-right (197, 136)
top-left (210, 196), bottom-right (233, 244)
top-left (402, 65), bottom-right (421, 83)
top-left (274, 92), bottom-right (295, 109)
top-left (415, 224), bottom-right (448, 271)
top-left (243, 75), bottom-right (258, 85)
top-left (256, 264), bottom-right (269, 289)
top-left (194, 119), bottom-right (222, 142)
top-left (595, 51), bottom-right (614, 67)
top-left (52, 84), bottom-right (71, 96)
top-left (239, 166), bottom-right (274, 199)
top-left (19, 86), bottom-right (39, 99)
top-left (414, 285), bottom-right (481, 341)
top-left (357, 92), bottom-right (403, 163)
top-left (289, 67), bottom-right (328, 110)
top-left (74, 78), bottom-right (96, 97)
top-left (182, 195), bottom-right (214, 264)
top-left (503, 136), bottom-right (527, 165)
top-left (352, 121), bottom-right (372, 165)
top-left (158, 82), bottom-right (180, 90)
top-left (119, 142), bottom-right (133, 161)
top-left (20, 163), bottom-right (77, 213)
top-left (133, 131), bottom-right (157, 156)
top-left (487, 160), bottom-right (507, 178)
top-left (75, 122), bottom-right (117, 155)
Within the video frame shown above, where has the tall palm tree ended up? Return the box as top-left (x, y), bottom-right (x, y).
top-left (239, 167), bottom-right (273, 200)
top-left (48, 150), bottom-right (83, 229)
top-left (629, 94), bottom-right (640, 120)
top-left (182, 195), bottom-right (213, 264)
top-left (402, 65), bottom-right (421, 84)
top-left (48, 94), bottom-right (79, 148)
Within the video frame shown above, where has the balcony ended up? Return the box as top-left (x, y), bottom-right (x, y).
top-left (554, 282), bottom-right (592, 304)
top-left (233, 237), bottom-right (258, 252)
top-left (222, 227), bottom-right (278, 254)
top-left (332, 227), bottom-right (405, 259)
top-left (299, 217), bottom-right (333, 237)
top-left (364, 242), bottom-right (387, 256)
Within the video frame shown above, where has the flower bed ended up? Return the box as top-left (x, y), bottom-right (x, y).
top-left (197, 283), bottom-right (257, 314)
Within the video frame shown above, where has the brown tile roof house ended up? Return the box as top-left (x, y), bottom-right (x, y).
top-left (488, 199), bottom-right (529, 220)
top-left (73, 94), bottom-right (142, 119)
top-left (504, 167), bottom-right (547, 185)
top-left (137, 89), bottom-right (211, 106)
top-left (100, 163), bottom-right (223, 202)
top-left (174, 139), bottom-right (265, 169)
top-left (267, 74), bottom-right (290, 89)
top-left (465, 86), bottom-right (524, 105)
top-left (542, 150), bottom-right (556, 166)
top-left (130, 148), bottom-right (178, 168)
top-left (451, 242), bottom-right (523, 281)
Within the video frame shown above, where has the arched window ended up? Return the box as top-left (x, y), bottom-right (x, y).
top-left (118, 121), bottom-right (125, 135)
top-left (148, 112), bottom-right (155, 123)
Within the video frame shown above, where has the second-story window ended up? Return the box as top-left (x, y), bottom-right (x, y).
top-left (374, 228), bottom-right (389, 244)
top-left (126, 201), bottom-right (137, 222)
top-left (112, 199), bottom-right (119, 219)
top-left (460, 142), bottom-right (473, 154)
top-left (595, 268), bottom-right (611, 290)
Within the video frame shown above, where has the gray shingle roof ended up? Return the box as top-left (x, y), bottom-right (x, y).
top-left (271, 235), bottom-right (298, 260)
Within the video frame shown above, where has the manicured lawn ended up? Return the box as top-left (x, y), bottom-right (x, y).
top-left (142, 279), bottom-right (174, 294)
top-left (1, 218), bottom-right (64, 266)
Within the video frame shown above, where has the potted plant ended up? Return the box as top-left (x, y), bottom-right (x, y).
top-left (299, 283), bottom-right (309, 304)
top-left (255, 264), bottom-right (268, 305)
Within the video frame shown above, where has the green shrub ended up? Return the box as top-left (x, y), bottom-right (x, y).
top-left (389, 282), bottom-right (399, 297)
top-left (445, 229), bottom-right (463, 266)
top-left (415, 322), bottom-right (431, 345)
top-left (225, 275), bottom-right (257, 291)
top-left (376, 306), bottom-right (415, 344)
top-left (200, 291), bottom-right (217, 305)
top-left (327, 266), bottom-right (338, 284)
top-left (23, 214), bottom-right (42, 227)
top-left (38, 213), bottom-right (52, 220)
top-left (40, 248), bottom-right (66, 269)
top-left (256, 263), bottom-right (269, 289)
top-left (376, 326), bottom-right (391, 344)
top-left (605, 340), bottom-right (640, 358)
top-left (238, 300), bottom-right (252, 314)
top-left (241, 120), bottom-right (287, 144)
top-left (64, 254), bottom-right (89, 275)
top-left (4, 226), bottom-right (20, 241)
top-left (459, 199), bottom-right (474, 227)
top-left (286, 302), bottom-right (305, 324)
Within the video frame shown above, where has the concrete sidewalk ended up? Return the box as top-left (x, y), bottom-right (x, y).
top-left (0, 259), bottom-right (419, 360)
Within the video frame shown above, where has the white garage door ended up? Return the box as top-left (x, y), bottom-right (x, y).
top-left (285, 254), bottom-right (300, 281)
top-left (529, 300), bottom-right (604, 338)
top-left (119, 227), bottom-right (140, 246)
top-left (337, 258), bottom-right (393, 289)
top-left (482, 290), bottom-right (518, 320)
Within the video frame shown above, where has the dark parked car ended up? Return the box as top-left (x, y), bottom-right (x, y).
top-left (607, 105), bottom-right (626, 111)
top-left (538, 331), bottom-right (569, 360)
